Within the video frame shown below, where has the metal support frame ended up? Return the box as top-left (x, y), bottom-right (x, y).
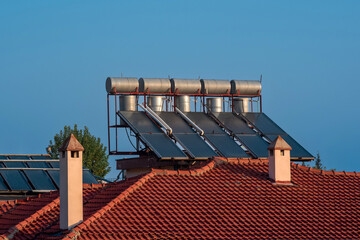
top-left (107, 91), bottom-right (262, 155)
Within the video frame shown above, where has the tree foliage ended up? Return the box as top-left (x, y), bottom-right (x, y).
top-left (47, 124), bottom-right (110, 177)
top-left (313, 152), bottom-right (323, 170)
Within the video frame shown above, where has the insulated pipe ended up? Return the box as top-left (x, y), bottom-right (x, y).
top-left (175, 107), bottom-right (204, 136)
top-left (138, 104), bottom-right (173, 135)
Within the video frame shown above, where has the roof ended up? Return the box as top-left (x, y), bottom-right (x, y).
top-left (268, 135), bottom-right (292, 150)
top-left (58, 134), bottom-right (84, 152)
top-left (0, 158), bottom-right (359, 239)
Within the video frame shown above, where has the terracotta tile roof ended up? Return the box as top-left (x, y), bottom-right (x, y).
top-left (1, 158), bottom-right (360, 239)
top-left (58, 134), bottom-right (84, 152)
top-left (268, 135), bottom-right (292, 150)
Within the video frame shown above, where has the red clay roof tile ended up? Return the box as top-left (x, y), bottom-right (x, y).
top-left (0, 159), bottom-right (359, 239)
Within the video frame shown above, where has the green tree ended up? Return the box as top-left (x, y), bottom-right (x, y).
top-left (47, 124), bottom-right (110, 177)
top-left (313, 152), bottom-right (323, 170)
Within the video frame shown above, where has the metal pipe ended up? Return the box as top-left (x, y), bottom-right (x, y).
top-left (138, 104), bottom-right (173, 135)
top-left (175, 107), bottom-right (204, 136)
top-left (107, 94), bottom-right (110, 155)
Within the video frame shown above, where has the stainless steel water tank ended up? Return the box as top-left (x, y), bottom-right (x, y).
top-left (106, 77), bottom-right (139, 93)
top-left (230, 80), bottom-right (261, 95)
top-left (206, 98), bottom-right (222, 113)
top-left (175, 95), bottom-right (191, 112)
top-left (139, 78), bottom-right (171, 93)
top-left (119, 95), bottom-right (136, 111)
top-left (233, 98), bottom-right (249, 113)
top-left (119, 95), bottom-right (136, 125)
top-left (201, 79), bottom-right (231, 94)
top-left (147, 96), bottom-right (164, 112)
top-left (170, 78), bottom-right (201, 94)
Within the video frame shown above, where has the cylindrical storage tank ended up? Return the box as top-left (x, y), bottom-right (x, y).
top-left (175, 95), bottom-right (191, 112)
top-left (119, 95), bottom-right (136, 125)
top-left (170, 78), bottom-right (201, 94)
top-left (147, 96), bottom-right (164, 112)
top-left (206, 98), bottom-right (222, 113)
top-left (201, 79), bottom-right (231, 94)
top-left (139, 78), bottom-right (171, 93)
top-left (119, 95), bottom-right (136, 111)
top-left (233, 98), bottom-right (249, 113)
top-left (230, 80), bottom-right (261, 95)
top-left (106, 77), bottom-right (139, 93)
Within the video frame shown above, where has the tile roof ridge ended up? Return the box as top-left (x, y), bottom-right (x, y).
top-left (214, 157), bottom-right (269, 165)
top-left (66, 172), bottom-right (157, 240)
top-left (292, 162), bottom-right (360, 177)
top-left (0, 197), bottom-right (60, 240)
top-left (151, 160), bottom-right (217, 176)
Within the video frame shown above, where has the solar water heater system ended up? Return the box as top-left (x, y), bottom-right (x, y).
top-left (106, 77), bottom-right (314, 170)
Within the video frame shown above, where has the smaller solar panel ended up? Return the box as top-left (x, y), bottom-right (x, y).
top-left (157, 112), bottom-right (194, 133)
top-left (235, 135), bottom-right (270, 158)
top-left (185, 112), bottom-right (225, 134)
top-left (206, 135), bottom-right (250, 158)
top-left (47, 169), bottom-right (98, 187)
top-left (0, 156), bottom-right (8, 160)
top-left (49, 161), bottom-right (60, 168)
top-left (31, 155), bottom-right (52, 160)
top-left (23, 170), bottom-right (57, 190)
top-left (119, 111), bottom-right (163, 134)
top-left (141, 133), bottom-right (188, 159)
top-left (213, 113), bottom-right (254, 134)
top-left (3, 161), bottom-right (28, 168)
top-left (242, 113), bottom-right (286, 135)
top-left (8, 155), bottom-right (30, 160)
top-left (0, 170), bottom-right (32, 191)
top-left (83, 170), bottom-right (98, 184)
top-left (26, 161), bottom-right (51, 168)
top-left (175, 134), bottom-right (218, 158)
top-left (0, 175), bottom-right (9, 191)
top-left (47, 170), bottom-right (60, 188)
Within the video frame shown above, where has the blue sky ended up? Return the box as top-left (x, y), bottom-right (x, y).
top-left (1, 1), bottom-right (359, 178)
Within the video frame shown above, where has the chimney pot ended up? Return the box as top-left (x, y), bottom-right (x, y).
top-left (268, 136), bottom-right (292, 184)
top-left (59, 134), bottom-right (84, 230)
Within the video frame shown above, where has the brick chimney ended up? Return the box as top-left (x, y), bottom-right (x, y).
top-left (58, 134), bottom-right (84, 230)
top-left (268, 136), bottom-right (292, 184)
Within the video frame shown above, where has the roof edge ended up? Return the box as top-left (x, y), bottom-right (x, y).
top-left (1, 197), bottom-right (60, 240)
top-left (292, 163), bottom-right (360, 176)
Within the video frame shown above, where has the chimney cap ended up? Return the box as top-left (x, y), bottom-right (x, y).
top-left (268, 136), bottom-right (292, 150)
top-left (58, 134), bottom-right (84, 152)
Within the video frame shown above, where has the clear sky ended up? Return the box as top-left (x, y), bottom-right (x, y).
top-left (1, 1), bottom-right (359, 179)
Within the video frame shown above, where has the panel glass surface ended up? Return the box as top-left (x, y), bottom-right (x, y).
top-left (266, 135), bottom-right (313, 158)
top-left (23, 170), bottom-right (57, 190)
top-left (26, 161), bottom-right (51, 168)
top-left (0, 175), bottom-right (9, 191)
top-left (175, 134), bottom-right (218, 158)
top-left (242, 113), bottom-right (286, 135)
top-left (3, 161), bottom-right (28, 168)
top-left (213, 113), bottom-right (254, 134)
top-left (0, 163), bottom-right (5, 168)
top-left (83, 170), bottom-right (99, 184)
top-left (8, 156), bottom-right (30, 160)
top-left (206, 135), bottom-right (250, 158)
top-left (0, 170), bottom-right (32, 191)
top-left (47, 170), bottom-right (60, 188)
top-left (157, 112), bottom-right (194, 133)
top-left (49, 161), bottom-right (60, 168)
top-left (0, 156), bottom-right (7, 160)
top-left (119, 111), bottom-right (163, 133)
top-left (141, 133), bottom-right (187, 159)
top-left (31, 156), bottom-right (52, 160)
top-left (235, 135), bottom-right (269, 158)
top-left (185, 112), bottom-right (225, 134)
